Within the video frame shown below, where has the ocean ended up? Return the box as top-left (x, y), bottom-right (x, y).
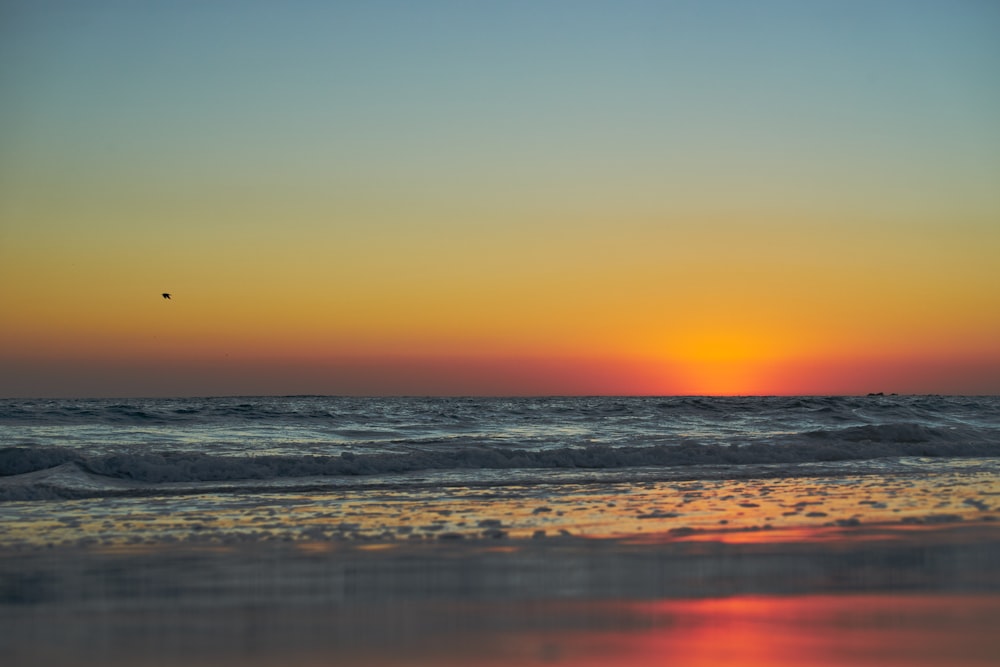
top-left (2, 395), bottom-right (999, 666)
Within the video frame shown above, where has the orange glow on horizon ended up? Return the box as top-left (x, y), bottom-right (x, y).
top-left (3, 345), bottom-right (998, 397)
top-left (2, 212), bottom-right (998, 397)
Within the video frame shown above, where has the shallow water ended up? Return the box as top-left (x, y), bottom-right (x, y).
top-left (2, 458), bottom-right (997, 549)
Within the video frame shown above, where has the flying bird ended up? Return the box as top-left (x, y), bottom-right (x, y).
top-left (162, 293), bottom-right (172, 300)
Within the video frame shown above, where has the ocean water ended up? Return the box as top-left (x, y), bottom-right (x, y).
top-left (2, 395), bottom-right (998, 498)
top-left (2, 396), bottom-right (999, 667)
top-left (1, 395), bottom-right (999, 542)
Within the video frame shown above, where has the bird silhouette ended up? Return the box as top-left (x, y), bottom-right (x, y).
top-left (162, 293), bottom-right (172, 300)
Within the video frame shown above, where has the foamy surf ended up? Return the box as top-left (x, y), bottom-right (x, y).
top-left (2, 395), bottom-right (997, 504)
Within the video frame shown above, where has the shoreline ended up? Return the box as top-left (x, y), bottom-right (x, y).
top-left (3, 461), bottom-right (996, 548)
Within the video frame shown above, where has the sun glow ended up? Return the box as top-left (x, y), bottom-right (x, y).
top-left (672, 360), bottom-right (774, 396)
top-left (652, 325), bottom-right (800, 395)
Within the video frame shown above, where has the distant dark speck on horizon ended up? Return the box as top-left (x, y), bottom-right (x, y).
top-left (162, 293), bottom-right (171, 299)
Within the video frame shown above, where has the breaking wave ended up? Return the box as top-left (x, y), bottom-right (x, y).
top-left (2, 395), bottom-right (998, 501)
top-left (2, 435), bottom-right (996, 501)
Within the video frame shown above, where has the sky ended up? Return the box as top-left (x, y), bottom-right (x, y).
top-left (1, 0), bottom-right (998, 397)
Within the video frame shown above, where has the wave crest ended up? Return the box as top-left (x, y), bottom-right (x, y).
top-left (1, 435), bottom-right (995, 490)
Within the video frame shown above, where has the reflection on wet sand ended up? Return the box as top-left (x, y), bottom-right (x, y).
top-left (493, 595), bottom-right (1000, 667)
top-left (2, 523), bottom-right (999, 667)
top-left (6, 590), bottom-right (998, 666)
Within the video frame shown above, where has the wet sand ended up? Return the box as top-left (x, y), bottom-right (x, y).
top-left (2, 466), bottom-right (999, 666)
top-left (2, 460), bottom-right (997, 547)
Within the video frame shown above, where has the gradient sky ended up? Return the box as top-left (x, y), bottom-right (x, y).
top-left (2, 0), bottom-right (999, 397)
